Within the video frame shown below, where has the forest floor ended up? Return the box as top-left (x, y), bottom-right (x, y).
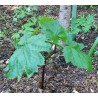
top-left (0, 5), bottom-right (98, 93)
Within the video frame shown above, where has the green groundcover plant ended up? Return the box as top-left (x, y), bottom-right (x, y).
top-left (0, 15), bottom-right (98, 81)
top-left (13, 6), bottom-right (38, 22)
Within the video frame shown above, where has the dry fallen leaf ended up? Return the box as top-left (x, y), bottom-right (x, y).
top-left (97, 71), bottom-right (98, 74)
top-left (90, 88), bottom-right (94, 93)
top-left (72, 88), bottom-right (79, 93)
top-left (5, 59), bottom-right (9, 64)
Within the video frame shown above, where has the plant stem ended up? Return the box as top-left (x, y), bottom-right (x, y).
top-left (46, 41), bottom-right (64, 49)
top-left (41, 40), bottom-right (63, 89)
top-left (88, 37), bottom-right (98, 56)
top-left (31, 27), bottom-right (40, 36)
top-left (41, 65), bottom-right (45, 89)
top-left (41, 50), bottom-right (56, 89)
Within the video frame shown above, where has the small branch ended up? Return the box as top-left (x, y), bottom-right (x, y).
top-left (41, 65), bottom-right (45, 89)
top-left (0, 14), bottom-right (14, 44)
top-left (0, 14), bottom-right (13, 34)
top-left (46, 41), bottom-right (64, 49)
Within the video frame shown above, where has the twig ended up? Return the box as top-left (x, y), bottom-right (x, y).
top-left (46, 40), bottom-right (64, 49)
top-left (0, 14), bottom-right (13, 34)
top-left (41, 65), bottom-right (45, 89)
top-left (0, 14), bottom-right (13, 43)
top-left (41, 48), bottom-right (57, 89)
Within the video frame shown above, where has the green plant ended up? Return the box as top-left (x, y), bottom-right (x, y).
top-left (70, 14), bottom-right (95, 34)
top-left (0, 6), bottom-right (40, 47)
top-left (2, 16), bottom-right (97, 81)
top-left (79, 5), bottom-right (98, 10)
top-left (11, 6), bottom-right (39, 44)
top-left (1, 13), bottom-right (98, 89)
top-left (13, 5), bottom-right (38, 22)
top-left (12, 15), bottom-right (39, 47)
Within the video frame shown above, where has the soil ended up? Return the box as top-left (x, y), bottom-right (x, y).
top-left (0, 5), bottom-right (98, 93)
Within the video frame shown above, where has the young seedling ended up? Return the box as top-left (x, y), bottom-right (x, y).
top-left (1, 16), bottom-right (97, 90)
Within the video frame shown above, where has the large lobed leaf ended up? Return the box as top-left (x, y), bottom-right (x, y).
top-left (39, 17), bottom-right (77, 45)
top-left (63, 45), bottom-right (92, 72)
top-left (39, 17), bottom-right (67, 43)
top-left (39, 17), bottom-right (65, 35)
top-left (4, 34), bottom-right (51, 80)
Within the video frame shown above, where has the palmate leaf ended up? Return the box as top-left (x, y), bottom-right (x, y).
top-left (86, 14), bottom-right (94, 23)
top-left (66, 40), bottom-right (84, 50)
top-left (39, 17), bottom-right (67, 43)
top-left (4, 34), bottom-right (51, 80)
top-left (63, 45), bottom-right (92, 72)
top-left (39, 17), bottom-right (65, 35)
